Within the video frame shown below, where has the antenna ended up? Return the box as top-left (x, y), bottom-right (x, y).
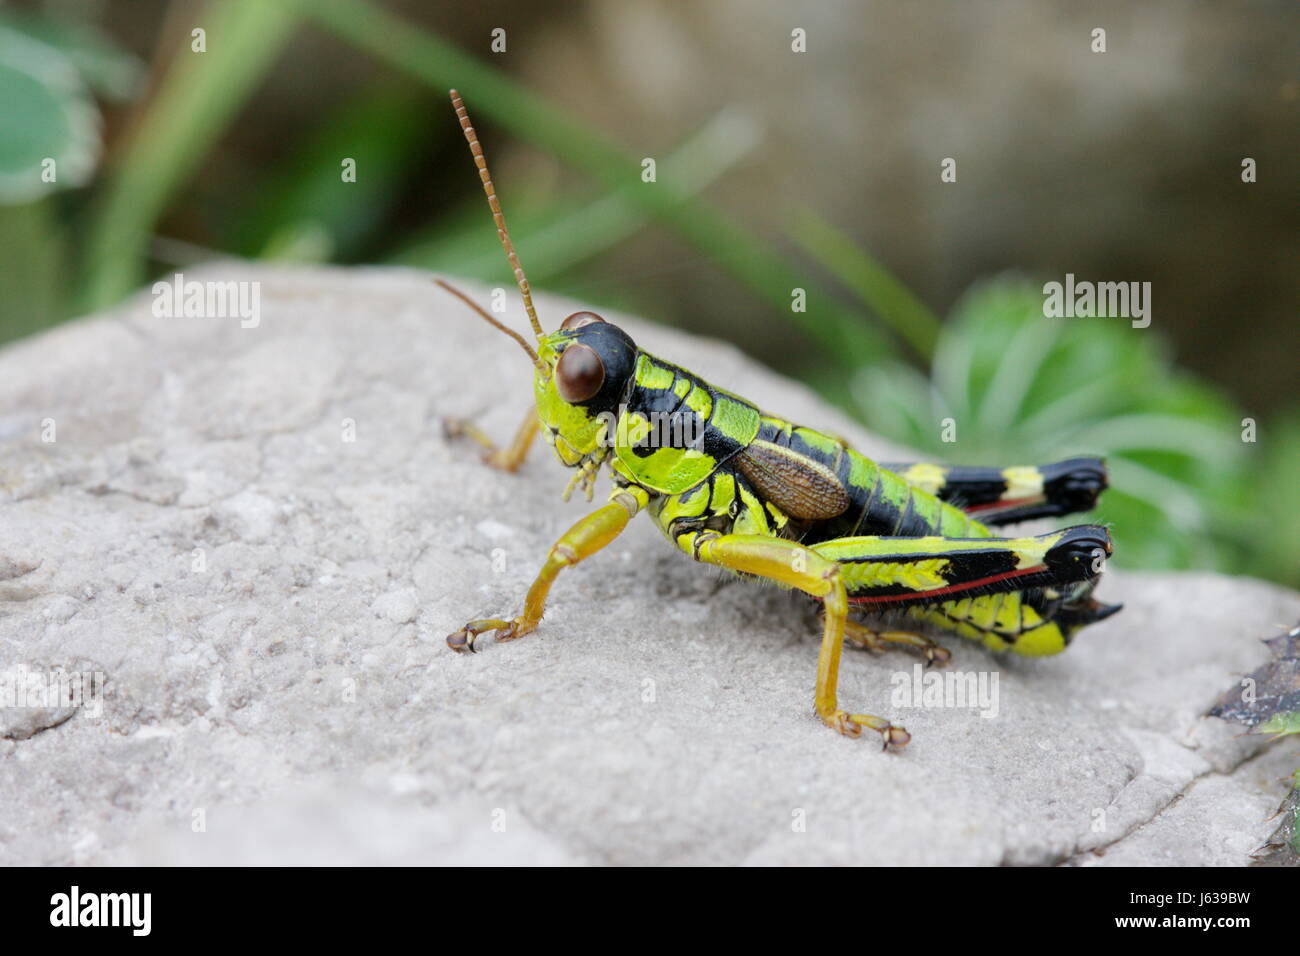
top-left (449, 89), bottom-right (544, 339)
top-left (435, 279), bottom-right (541, 366)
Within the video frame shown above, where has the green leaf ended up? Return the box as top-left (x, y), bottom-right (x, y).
top-left (0, 8), bottom-right (144, 101)
top-left (1254, 711), bottom-right (1300, 740)
top-left (0, 26), bottom-right (100, 203)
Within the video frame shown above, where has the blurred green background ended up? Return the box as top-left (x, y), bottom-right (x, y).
top-left (1, 0), bottom-right (1297, 586)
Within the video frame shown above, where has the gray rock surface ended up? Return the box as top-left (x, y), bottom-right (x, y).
top-left (1, 265), bottom-right (1296, 866)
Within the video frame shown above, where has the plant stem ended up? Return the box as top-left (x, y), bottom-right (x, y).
top-left (80, 0), bottom-right (305, 309)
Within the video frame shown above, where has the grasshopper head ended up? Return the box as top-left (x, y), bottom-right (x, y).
top-left (440, 91), bottom-right (637, 477)
top-left (535, 311), bottom-right (638, 466)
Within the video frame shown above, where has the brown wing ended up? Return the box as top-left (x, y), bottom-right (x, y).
top-left (733, 439), bottom-right (850, 521)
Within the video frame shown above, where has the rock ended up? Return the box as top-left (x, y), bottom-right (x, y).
top-left (0, 264), bottom-right (1296, 866)
top-left (371, 587), bottom-right (419, 625)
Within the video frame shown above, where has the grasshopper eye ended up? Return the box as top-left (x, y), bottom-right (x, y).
top-left (555, 343), bottom-right (605, 403)
top-left (560, 311), bottom-right (605, 330)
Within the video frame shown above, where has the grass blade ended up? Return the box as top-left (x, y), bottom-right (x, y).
top-left (80, 0), bottom-right (306, 309)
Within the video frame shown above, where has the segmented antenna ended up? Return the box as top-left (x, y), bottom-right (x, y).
top-left (435, 279), bottom-right (540, 365)
top-left (449, 89), bottom-right (544, 339)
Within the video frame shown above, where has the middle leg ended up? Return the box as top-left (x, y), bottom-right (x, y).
top-left (841, 618), bottom-right (952, 666)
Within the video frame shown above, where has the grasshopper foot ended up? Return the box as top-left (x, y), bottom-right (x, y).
top-left (442, 418), bottom-right (503, 467)
top-left (921, 643), bottom-right (952, 668)
top-left (446, 617), bottom-right (537, 653)
top-left (442, 416), bottom-right (470, 441)
top-left (819, 708), bottom-right (911, 750)
top-left (842, 619), bottom-right (951, 668)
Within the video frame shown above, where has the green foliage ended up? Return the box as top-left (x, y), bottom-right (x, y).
top-left (228, 87), bottom-right (435, 263)
top-left (790, 210), bottom-right (942, 360)
top-left (80, 0), bottom-right (307, 309)
top-left (0, 197), bottom-right (66, 341)
top-left (0, 7), bottom-right (143, 102)
top-left (0, 9), bottom-right (136, 340)
top-left (1241, 412), bottom-right (1300, 586)
top-left (1255, 711), bottom-right (1300, 740)
top-left (846, 277), bottom-right (1269, 575)
top-left (0, 18), bottom-right (106, 203)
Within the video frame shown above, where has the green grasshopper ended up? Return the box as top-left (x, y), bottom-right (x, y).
top-left (440, 90), bottom-right (1120, 748)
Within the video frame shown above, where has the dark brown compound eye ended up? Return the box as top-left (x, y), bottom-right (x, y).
top-left (554, 343), bottom-right (605, 403)
top-left (560, 311), bottom-right (606, 331)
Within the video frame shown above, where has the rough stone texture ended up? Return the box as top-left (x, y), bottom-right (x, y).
top-left (0, 265), bottom-right (1296, 866)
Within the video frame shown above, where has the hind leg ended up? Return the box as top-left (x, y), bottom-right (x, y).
top-left (678, 531), bottom-right (911, 748)
top-left (879, 458), bottom-right (1108, 525)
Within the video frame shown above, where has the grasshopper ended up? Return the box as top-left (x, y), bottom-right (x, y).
top-left (440, 90), bottom-right (1121, 748)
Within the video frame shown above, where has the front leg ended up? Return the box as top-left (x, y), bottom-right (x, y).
top-left (444, 410), bottom-right (539, 473)
top-left (447, 485), bottom-right (648, 652)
